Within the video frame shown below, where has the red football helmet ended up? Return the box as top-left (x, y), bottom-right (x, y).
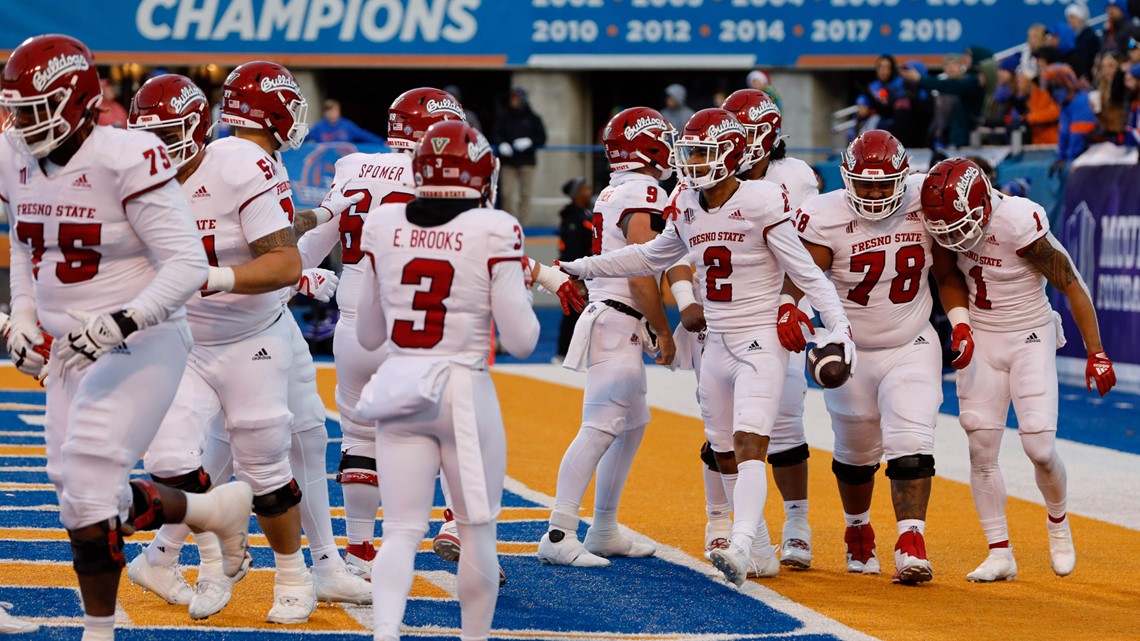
top-left (0, 34), bottom-right (102, 158)
top-left (920, 157), bottom-right (994, 252)
top-left (220, 61), bottom-right (308, 151)
top-left (413, 120), bottom-right (497, 204)
top-left (388, 87), bottom-right (466, 151)
top-left (721, 89), bottom-right (781, 171)
top-left (674, 108), bottom-right (747, 191)
top-left (840, 129), bottom-right (910, 220)
top-left (128, 74), bottom-right (209, 169)
top-left (601, 106), bottom-right (673, 180)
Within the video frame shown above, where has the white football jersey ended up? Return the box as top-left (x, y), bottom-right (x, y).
top-left (359, 204), bottom-right (529, 359)
top-left (670, 179), bottom-right (792, 333)
top-left (957, 193), bottom-right (1053, 332)
top-left (587, 171), bottom-right (667, 311)
top-left (0, 126), bottom-right (199, 337)
top-left (319, 152), bottom-right (414, 322)
top-left (182, 137), bottom-right (293, 345)
top-left (763, 156), bottom-right (819, 211)
top-left (797, 174), bottom-right (930, 349)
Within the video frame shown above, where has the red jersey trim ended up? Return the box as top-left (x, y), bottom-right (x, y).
top-left (237, 184), bottom-right (279, 214)
top-left (1015, 232), bottom-right (1049, 257)
top-left (487, 254), bottom-right (525, 275)
top-left (763, 217), bottom-right (792, 240)
top-left (121, 176), bottom-right (174, 208)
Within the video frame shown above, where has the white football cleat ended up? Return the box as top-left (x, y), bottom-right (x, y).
top-left (1048, 518), bottom-right (1076, 577)
top-left (314, 565), bottom-right (372, 604)
top-left (433, 509), bottom-right (461, 562)
top-left (746, 549), bottom-right (780, 579)
top-left (966, 548), bottom-right (1018, 582)
top-left (709, 542), bottom-right (750, 587)
top-left (0, 602), bottom-right (38, 634)
top-left (780, 519), bottom-right (812, 569)
top-left (583, 527), bottom-right (655, 558)
top-left (127, 552), bottom-right (193, 605)
top-left (537, 530), bottom-right (610, 567)
top-left (203, 481), bottom-right (254, 578)
top-left (189, 576), bottom-right (233, 621)
top-left (266, 574), bottom-right (317, 624)
top-left (344, 543), bottom-right (375, 581)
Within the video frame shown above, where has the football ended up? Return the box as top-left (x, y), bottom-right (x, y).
top-left (807, 342), bottom-right (851, 389)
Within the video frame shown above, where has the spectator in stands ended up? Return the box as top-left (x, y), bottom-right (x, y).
top-left (892, 60), bottom-right (935, 148)
top-left (443, 84), bottom-right (483, 132)
top-left (747, 69), bottom-right (782, 110)
top-left (96, 79), bottom-right (127, 128)
top-left (1122, 63), bottom-right (1140, 146)
top-left (854, 54), bottom-right (904, 137)
top-left (1094, 54), bottom-right (1128, 135)
top-left (555, 176), bottom-right (593, 360)
top-left (902, 53), bottom-right (983, 148)
top-left (1010, 66), bottom-right (1061, 144)
top-left (1043, 63), bottom-right (1097, 175)
top-left (965, 46), bottom-right (999, 126)
top-left (1000, 176), bottom-right (1032, 197)
top-left (1066, 3), bottom-right (1101, 80)
top-left (661, 83), bottom-right (695, 132)
top-left (307, 99), bottom-right (384, 144)
top-left (493, 86), bottom-right (547, 225)
top-left (1104, 0), bottom-right (1138, 56)
top-left (1019, 24), bottom-right (1049, 80)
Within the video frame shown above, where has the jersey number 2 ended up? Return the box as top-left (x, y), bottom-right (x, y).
top-left (392, 258), bottom-right (455, 349)
top-left (703, 245), bottom-right (733, 302)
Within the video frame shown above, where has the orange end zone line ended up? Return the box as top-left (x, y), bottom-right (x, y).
top-left (0, 50), bottom-right (509, 69)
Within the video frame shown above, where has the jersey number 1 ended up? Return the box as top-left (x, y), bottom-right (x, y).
top-left (392, 258), bottom-right (455, 349)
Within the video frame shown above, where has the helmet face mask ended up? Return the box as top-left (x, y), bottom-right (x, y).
top-left (920, 157), bottom-right (994, 252)
top-left (129, 114), bottom-right (200, 168)
top-left (128, 74), bottom-right (210, 169)
top-left (840, 129), bottom-right (910, 220)
top-left (674, 108), bottom-right (746, 191)
top-left (1, 87), bottom-right (75, 157)
top-left (722, 89), bottom-right (781, 172)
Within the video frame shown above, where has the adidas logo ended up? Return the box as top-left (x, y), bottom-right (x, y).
top-left (846, 220), bottom-right (859, 234)
top-left (252, 348), bottom-right (272, 361)
top-left (985, 234), bottom-right (999, 246)
top-left (728, 209), bottom-right (745, 221)
top-left (906, 212), bottom-right (920, 221)
top-left (110, 344), bottom-right (130, 355)
top-left (71, 173), bottom-right (91, 189)
top-left (192, 185), bottom-right (211, 199)
top-left (913, 336), bottom-right (929, 346)
top-left (747, 340), bottom-right (762, 352)
top-left (1025, 332), bottom-right (1041, 344)
top-left (157, 546), bottom-right (166, 553)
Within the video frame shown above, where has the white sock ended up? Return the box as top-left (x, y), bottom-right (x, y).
top-left (274, 549), bottom-right (309, 585)
top-left (372, 528), bottom-right (420, 640)
top-left (344, 483), bottom-right (380, 546)
top-left (593, 425), bottom-right (645, 520)
top-left (548, 509), bottom-right (580, 537)
top-left (551, 427), bottom-right (615, 531)
top-left (784, 499), bottom-right (808, 521)
top-left (897, 519), bottom-right (925, 536)
top-left (730, 459), bottom-right (768, 552)
top-left (455, 521), bottom-right (499, 641)
top-left (81, 614), bottom-right (115, 641)
top-left (720, 473), bottom-right (739, 512)
top-left (291, 425), bottom-right (341, 573)
top-left (704, 466), bottom-right (731, 529)
top-left (146, 524), bottom-right (189, 567)
top-left (844, 510), bottom-right (871, 528)
top-left (592, 508), bottom-right (618, 533)
top-left (1021, 432), bottom-right (1068, 521)
top-left (968, 429), bottom-right (1009, 545)
top-left (195, 531), bottom-right (224, 578)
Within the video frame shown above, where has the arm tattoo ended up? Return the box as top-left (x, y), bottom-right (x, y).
top-left (250, 227), bottom-right (298, 257)
top-left (1022, 235), bottom-right (1077, 290)
top-left (293, 209), bottom-right (319, 235)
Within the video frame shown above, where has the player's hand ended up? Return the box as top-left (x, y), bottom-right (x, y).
top-left (553, 259), bottom-right (585, 278)
top-left (2, 310), bottom-right (52, 379)
top-left (1086, 351), bottom-right (1116, 396)
top-left (680, 303), bottom-right (706, 333)
top-left (776, 302), bottom-right (814, 353)
top-left (815, 324), bottom-right (857, 375)
top-left (950, 323), bottom-right (975, 370)
top-left (498, 142), bottom-right (514, 158)
top-left (297, 268), bottom-right (340, 303)
top-left (59, 309), bottom-right (139, 371)
top-left (317, 190), bottom-right (365, 222)
top-left (656, 329), bottom-right (676, 367)
top-left (1048, 159), bottom-right (1068, 179)
top-left (512, 137), bottom-right (533, 152)
top-left (556, 278), bottom-right (587, 315)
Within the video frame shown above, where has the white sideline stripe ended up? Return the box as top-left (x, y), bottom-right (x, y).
top-left (495, 364), bottom-right (1140, 532)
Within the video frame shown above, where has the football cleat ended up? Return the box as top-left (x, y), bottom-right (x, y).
top-left (1048, 518), bottom-right (1076, 577)
top-left (709, 542), bottom-right (751, 587)
top-left (433, 509), bottom-right (461, 562)
top-left (313, 565), bottom-right (372, 604)
top-left (844, 523), bottom-right (880, 574)
top-left (780, 519), bottom-right (812, 569)
top-left (0, 602), bottom-right (39, 634)
top-left (537, 530), bottom-right (610, 567)
top-left (127, 552), bottom-right (193, 605)
top-left (966, 548), bottom-right (1018, 582)
top-left (583, 527), bottom-right (656, 558)
top-left (345, 542), bottom-right (375, 581)
top-left (704, 520), bottom-right (732, 561)
top-left (266, 574), bottom-right (317, 624)
top-left (189, 576), bottom-right (233, 621)
top-left (746, 548), bottom-right (781, 579)
top-left (892, 528), bottom-right (934, 585)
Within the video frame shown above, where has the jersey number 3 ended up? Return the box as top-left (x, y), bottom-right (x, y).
top-left (392, 258), bottom-right (455, 349)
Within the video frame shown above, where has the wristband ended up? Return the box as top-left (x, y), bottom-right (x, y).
top-left (314, 206), bottom-right (333, 226)
top-left (533, 261), bottom-right (568, 293)
top-left (779, 294), bottom-right (797, 307)
top-left (671, 279), bottom-right (697, 311)
top-left (206, 266), bottom-right (236, 293)
top-left (947, 306), bottom-right (970, 328)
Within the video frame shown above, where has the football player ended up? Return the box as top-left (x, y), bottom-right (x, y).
top-left (537, 106), bottom-right (676, 568)
top-left (920, 158), bottom-right (1115, 581)
top-left (559, 108), bottom-right (851, 586)
top-left (0, 34), bottom-right (252, 641)
top-left (353, 119), bottom-right (540, 641)
top-left (787, 130), bottom-right (974, 585)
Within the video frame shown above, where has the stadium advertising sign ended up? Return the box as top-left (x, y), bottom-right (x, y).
top-left (2, 0), bottom-right (1074, 68)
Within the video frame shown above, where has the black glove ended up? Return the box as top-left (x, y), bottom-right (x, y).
top-left (1048, 159), bottom-right (1067, 179)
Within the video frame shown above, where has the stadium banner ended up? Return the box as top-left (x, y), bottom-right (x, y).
top-left (1, 0), bottom-right (1080, 69)
top-left (1053, 164), bottom-right (1140, 394)
top-left (283, 141), bottom-right (387, 209)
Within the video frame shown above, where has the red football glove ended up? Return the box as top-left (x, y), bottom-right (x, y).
top-left (950, 323), bottom-right (974, 370)
top-left (556, 279), bottom-right (587, 315)
top-left (1086, 351), bottom-right (1116, 397)
top-left (776, 303), bottom-right (814, 353)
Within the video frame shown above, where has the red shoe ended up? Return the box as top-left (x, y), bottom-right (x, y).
top-left (844, 523), bottom-right (880, 574)
top-left (892, 528), bottom-right (933, 585)
top-left (345, 542), bottom-right (376, 581)
top-left (433, 508), bottom-right (507, 587)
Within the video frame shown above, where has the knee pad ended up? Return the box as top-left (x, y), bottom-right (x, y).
top-left (337, 453), bottom-right (378, 486)
top-left (152, 467), bottom-right (212, 494)
top-left (886, 454), bottom-right (936, 480)
top-left (768, 442), bottom-right (810, 468)
top-left (832, 459), bottom-right (880, 486)
top-left (959, 411), bottom-right (985, 432)
top-left (252, 478), bottom-right (302, 517)
top-left (699, 441), bottom-right (718, 472)
top-left (128, 479), bottom-right (167, 532)
top-left (69, 519), bottom-right (125, 575)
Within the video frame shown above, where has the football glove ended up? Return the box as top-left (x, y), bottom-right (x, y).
top-left (297, 268), bottom-right (340, 303)
top-left (316, 190), bottom-right (365, 225)
top-left (777, 302), bottom-right (814, 353)
top-left (813, 324), bottom-right (857, 376)
top-left (59, 309), bottom-right (140, 371)
top-left (1, 310), bottom-right (52, 379)
top-left (1086, 351), bottom-right (1116, 397)
top-left (950, 323), bottom-right (975, 370)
